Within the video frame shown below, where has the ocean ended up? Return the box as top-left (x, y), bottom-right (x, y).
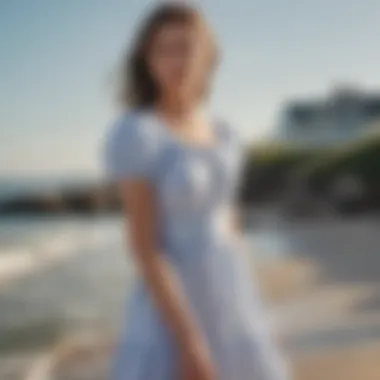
top-left (0, 214), bottom-right (128, 353)
top-left (0, 216), bottom-right (119, 281)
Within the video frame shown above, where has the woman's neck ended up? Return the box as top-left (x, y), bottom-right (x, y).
top-left (154, 98), bottom-right (215, 147)
top-left (155, 97), bottom-right (203, 125)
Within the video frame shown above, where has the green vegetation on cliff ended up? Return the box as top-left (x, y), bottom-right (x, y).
top-left (240, 130), bottom-right (380, 206)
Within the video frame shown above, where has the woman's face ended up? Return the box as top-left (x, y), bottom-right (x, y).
top-left (147, 23), bottom-right (210, 102)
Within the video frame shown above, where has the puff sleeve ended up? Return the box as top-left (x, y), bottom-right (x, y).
top-left (104, 113), bottom-right (158, 182)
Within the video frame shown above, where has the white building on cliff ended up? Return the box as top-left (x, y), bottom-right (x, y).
top-left (277, 87), bottom-right (380, 146)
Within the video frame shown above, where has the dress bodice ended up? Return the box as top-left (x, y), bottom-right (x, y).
top-left (105, 110), bottom-right (242, 252)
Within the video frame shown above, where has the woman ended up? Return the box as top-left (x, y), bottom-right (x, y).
top-left (105, 3), bottom-right (289, 380)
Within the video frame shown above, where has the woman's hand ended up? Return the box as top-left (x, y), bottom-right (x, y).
top-left (180, 336), bottom-right (217, 380)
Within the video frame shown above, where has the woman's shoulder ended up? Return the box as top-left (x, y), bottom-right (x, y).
top-left (107, 109), bottom-right (162, 146)
top-left (104, 110), bottom-right (163, 180)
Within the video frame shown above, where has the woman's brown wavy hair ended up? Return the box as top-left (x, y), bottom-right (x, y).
top-left (120, 2), bottom-right (219, 109)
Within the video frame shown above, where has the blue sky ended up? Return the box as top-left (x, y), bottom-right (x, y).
top-left (1, 0), bottom-right (380, 177)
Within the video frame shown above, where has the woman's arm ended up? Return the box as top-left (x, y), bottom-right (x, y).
top-left (118, 179), bottom-right (208, 351)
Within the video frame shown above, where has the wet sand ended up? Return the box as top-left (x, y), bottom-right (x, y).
top-left (259, 217), bottom-right (380, 379)
top-left (50, 339), bottom-right (380, 380)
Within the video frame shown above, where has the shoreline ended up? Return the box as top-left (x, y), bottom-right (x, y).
top-left (1, 215), bottom-right (380, 379)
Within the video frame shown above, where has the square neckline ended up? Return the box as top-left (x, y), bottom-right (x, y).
top-left (145, 108), bottom-right (225, 153)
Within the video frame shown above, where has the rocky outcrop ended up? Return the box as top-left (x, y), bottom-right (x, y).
top-left (0, 185), bottom-right (120, 216)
